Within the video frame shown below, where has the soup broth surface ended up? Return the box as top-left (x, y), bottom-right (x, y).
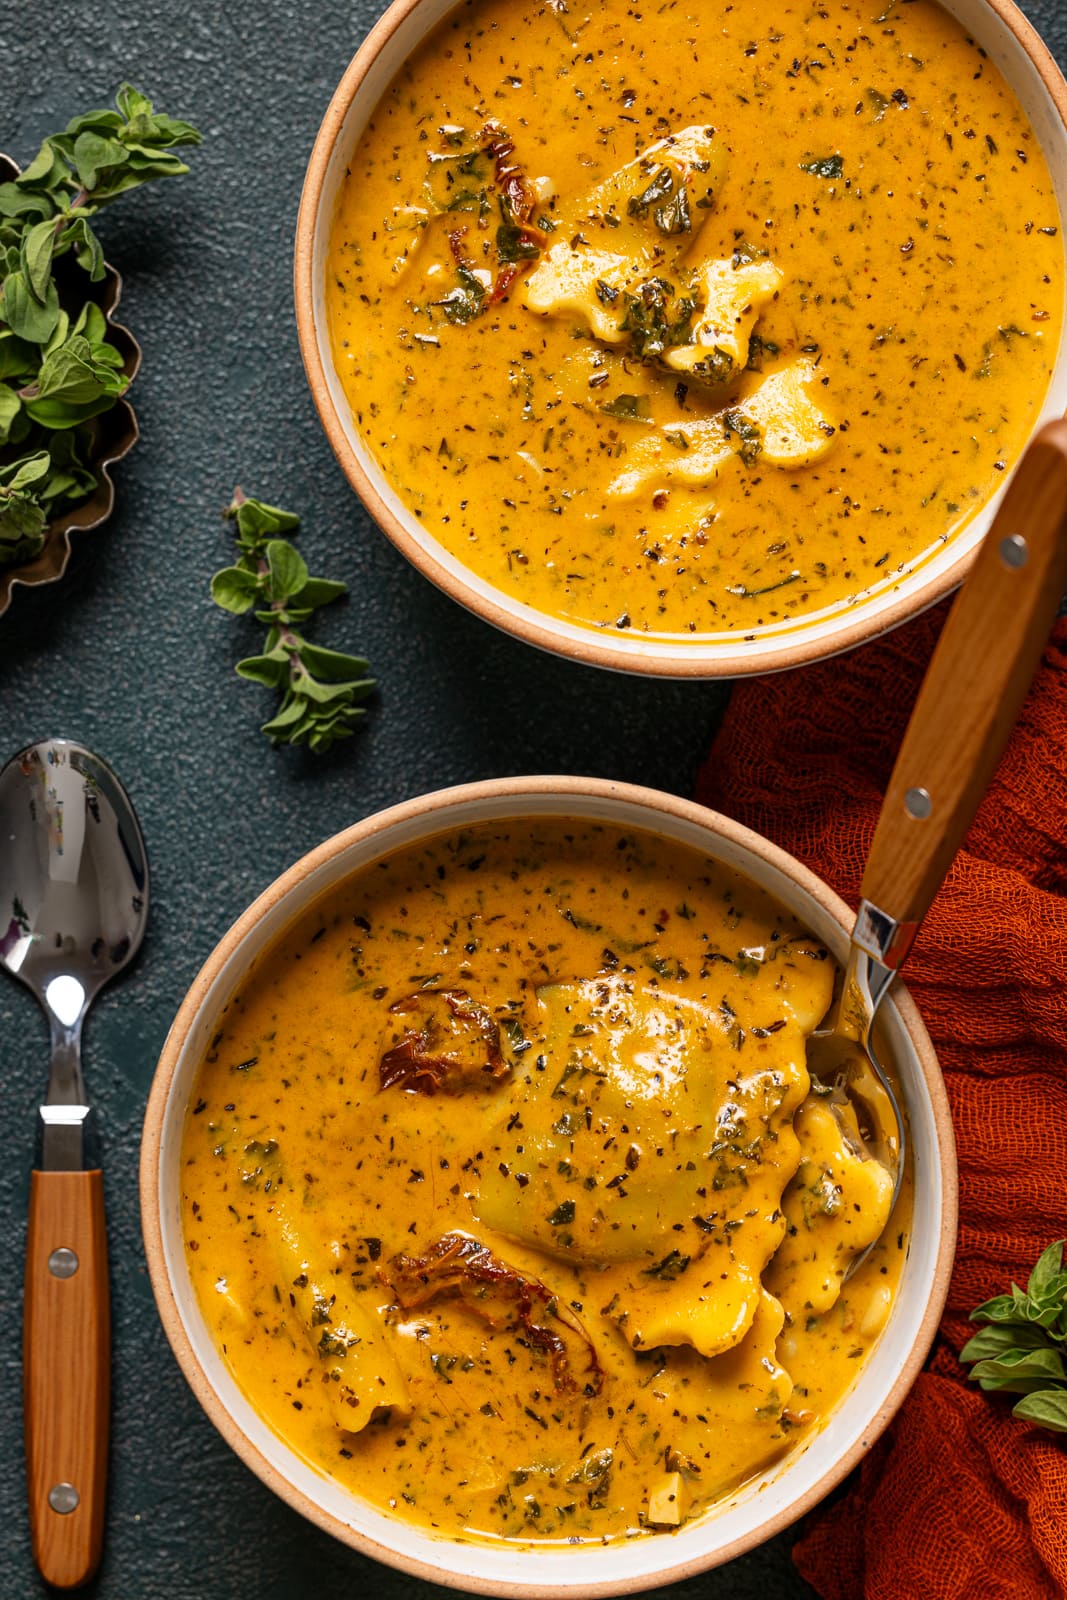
top-left (326, 0), bottom-right (1063, 644)
top-left (182, 819), bottom-right (910, 1544)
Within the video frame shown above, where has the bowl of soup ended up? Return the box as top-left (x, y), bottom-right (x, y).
top-left (142, 777), bottom-right (956, 1593)
top-left (295, 0), bottom-right (1067, 676)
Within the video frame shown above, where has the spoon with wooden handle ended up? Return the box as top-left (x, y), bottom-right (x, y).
top-left (809, 416), bottom-right (1067, 1246)
top-left (0, 738), bottom-right (149, 1589)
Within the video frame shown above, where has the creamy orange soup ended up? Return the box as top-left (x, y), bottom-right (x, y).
top-left (182, 819), bottom-right (910, 1544)
top-left (325, 0), bottom-right (1063, 643)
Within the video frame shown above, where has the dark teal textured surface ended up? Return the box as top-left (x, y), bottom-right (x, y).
top-left (0, 2), bottom-right (1064, 1596)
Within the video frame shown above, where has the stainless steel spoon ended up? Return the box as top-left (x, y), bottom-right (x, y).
top-left (807, 418), bottom-right (1067, 1266)
top-left (0, 737), bottom-right (149, 1590)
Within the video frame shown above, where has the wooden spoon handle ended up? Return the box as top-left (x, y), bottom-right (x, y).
top-left (862, 418), bottom-right (1067, 933)
top-left (24, 1169), bottom-right (110, 1590)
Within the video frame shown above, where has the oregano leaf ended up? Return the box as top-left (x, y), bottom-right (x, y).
top-left (0, 384), bottom-right (22, 444)
top-left (211, 489), bottom-right (375, 752)
top-left (210, 566), bottom-right (259, 614)
top-left (0, 85), bottom-right (199, 576)
top-left (2, 270), bottom-right (60, 343)
top-left (236, 652), bottom-right (290, 688)
top-left (22, 217), bottom-right (59, 302)
top-left (266, 539), bottom-right (308, 600)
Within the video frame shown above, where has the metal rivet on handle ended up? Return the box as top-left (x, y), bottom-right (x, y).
top-left (47, 1247), bottom-right (78, 1279)
top-left (999, 533), bottom-right (1028, 569)
top-left (904, 786), bottom-right (932, 820)
top-left (48, 1483), bottom-right (79, 1515)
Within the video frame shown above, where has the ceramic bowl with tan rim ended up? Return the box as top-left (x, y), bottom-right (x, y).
top-left (295, 0), bottom-right (1067, 678)
top-left (141, 777), bottom-right (957, 1595)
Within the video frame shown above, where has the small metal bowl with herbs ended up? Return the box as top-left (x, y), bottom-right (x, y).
top-left (0, 85), bottom-right (199, 613)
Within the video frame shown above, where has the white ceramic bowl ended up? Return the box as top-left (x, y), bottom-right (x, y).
top-left (295, 0), bottom-right (1067, 679)
top-left (141, 777), bottom-right (957, 1596)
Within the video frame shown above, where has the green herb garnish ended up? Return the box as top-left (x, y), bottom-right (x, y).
top-left (731, 240), bottom-right (767, 267)
top-left (746, 330), bottom-right (780, 371)
top-left (960, 1240), bottom-right (1067, 1433)
top-left (496, 223), bottom-right (541, 264)
top-left (723, 407), bottom-right (763, 466)
top-left (496, 197), bottom-right (542, 266)
top-left (599, 393), bottom-right (652, 422)
top-left (690, 346), bottom-right (734, 386)
top-left (643, 1250), bottom-right (691, 1280)
top-left (654, 184), bottom-right (691, 236)
top-left (620, 278), bottom-right (695, 362)
top-left (211, 490), bottom-right (374, 753)
top-left (627, 165), bottom-right (691, 235)
top-left (0, 85), bottom-right (200, 568)
top-left (437, 261), bottom-right (487, 324)
top-left (799, 154), bottom-right (844, 179)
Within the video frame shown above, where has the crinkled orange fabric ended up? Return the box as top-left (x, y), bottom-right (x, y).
top-left (695, 605), bottom-right (1067, 1600)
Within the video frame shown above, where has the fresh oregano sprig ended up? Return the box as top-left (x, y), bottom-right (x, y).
top-left (211, 490), bottom-right (375, 753)
top-left (960, 1239), bottom-right (1067, 1434)
top-left (0, 84), bottom-right (200, 567)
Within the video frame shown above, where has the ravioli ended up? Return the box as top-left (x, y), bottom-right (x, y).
top-left (478, 976), bottom-right (816, 1357)
top-left (767, 1097), bottom-right (896, 1321)
top-left (606, 359), bottom-right (835, 497)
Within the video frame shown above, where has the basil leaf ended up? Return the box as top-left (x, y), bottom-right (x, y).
top-left (960, 1323), bottom-right (1050, 1363)
top-left (964, 1240), bottom-right (1067, 1435)
top-left (40, 431), bottom-right (96, 503)
top-left (967, 1291), bottom-right (1021, 1324)
top-left (654, 184), bottom-right (691, 236)
top-left (0, 86), bottom-right (200, 576)
top-left (1012, 1389), bottom-right (1067, 1433)
top-left (723, 407), bottom-right (763, 467)
top-left (1028, 1239), bottom-right (1064, 1302)
top-left (968, 1346), bottom-right (1066, 1394)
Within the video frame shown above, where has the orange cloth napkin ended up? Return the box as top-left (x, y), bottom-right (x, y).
top-left (695, 605), bottom-right (1067, 1600)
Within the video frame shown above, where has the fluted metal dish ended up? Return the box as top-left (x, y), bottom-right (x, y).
top-left (0, 155), bottom-right (141, 618)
